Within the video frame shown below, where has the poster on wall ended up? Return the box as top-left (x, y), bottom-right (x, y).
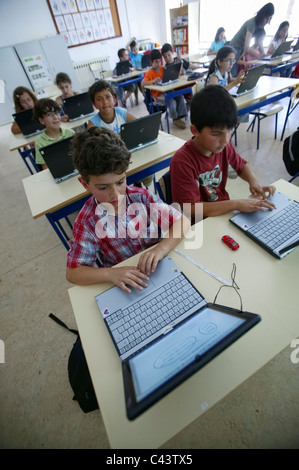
top-left (22, 55), bottom-right (53, 89)
top-left (47, 0), bottom-right (121, 48)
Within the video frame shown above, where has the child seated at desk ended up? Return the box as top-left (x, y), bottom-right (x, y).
top-left (142, 49), bottom-right (187, 129)
top-left (128, 39), bottom-right (144, 70)
top-left (113, 48), bottom-right (136, 107)
top-left (207, 27), bottom-right (227, 56)
top-left (170, 85), bottom-right (276, 222)
top-left (65, 127), bottom-right (189, 289)
top-left (87, 80), bottom-right (151, 188)
top-left (237, 30), bottom-right (266, 70)
top-left (11, 86), bottom-right (37, 135)
top-left (205, 46), bottom-right (245, 92)
top-left (33, 98), bottom-right (75, 170)
top-left (55, 72), bottom-right (80, 122)
top-left (87, 80), bottom-right (136, 132)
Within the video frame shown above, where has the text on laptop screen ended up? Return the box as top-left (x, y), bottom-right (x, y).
top-left (129, 306), bottom-right (245, 402)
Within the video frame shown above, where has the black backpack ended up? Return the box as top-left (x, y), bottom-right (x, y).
top-left (49, 313), bottom-right (99, 413)
top-left (283, 128), bottom-right (299, 176)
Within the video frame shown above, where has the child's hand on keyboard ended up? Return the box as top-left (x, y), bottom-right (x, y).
top-left (237, 197), bottom-right (276, 212)
top-left (109, 266), bottom-right (149, 293)
top-left (249, 181), bottom-right (276, 199)
top-left (137, 246), bottom-right (165, 276)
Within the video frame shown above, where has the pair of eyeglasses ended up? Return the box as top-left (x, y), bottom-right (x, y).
top-left (45, 111), bottom-right (60, 118)
top-left (223, 59), bottom-right (236, 65)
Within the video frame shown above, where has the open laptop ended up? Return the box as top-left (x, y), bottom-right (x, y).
top-left (113, 60), bottom-right (130, 77)
top-left (62, 92), bottom-right (94, 122)
top-left (12, 109), bottom-right (44, 139)
top-left (136, 54), bottom-right (150, 71)
top-left (155, 62), bottom-right (181, 86)
top-left (39, 136), bottom-right (78, 183)
top-left (120, 111), bottom-right (162, 152)
top-left (230, 65), bottom-right (265, 97)
top-left (286, 38), bottom-right (299, 55)
top-left (263, 40), bottom-right (293, 60)
top-left (94, 256), bottom-right (261, 420)
top-left (230, 191), bottom-right (299, 259)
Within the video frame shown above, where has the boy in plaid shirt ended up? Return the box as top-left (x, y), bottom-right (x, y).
top-left (66, 127), bottom-right (189, 292)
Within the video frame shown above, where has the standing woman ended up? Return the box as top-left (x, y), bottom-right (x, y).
top-left (230, 3), bottom-right (275, 76)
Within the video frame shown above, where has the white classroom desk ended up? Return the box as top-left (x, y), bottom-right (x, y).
top-left (22, 131), bottom-right (185, 220)
top-left (9, 116), bottom-right (95, 152)
top-left (68, 179), bottom-right (299, 449)
top-left (105, 69), bottom-right (147, 83)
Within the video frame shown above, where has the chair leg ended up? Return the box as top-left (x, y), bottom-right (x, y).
top-left (256, 116), bottom-right (261, 150)
top-left (247, 115), bottom-right (257, 133)
top-left (274, 113), bottom-right (278, 140)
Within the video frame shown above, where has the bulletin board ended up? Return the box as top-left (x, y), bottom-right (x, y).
top-left (46, 0), bottom-right (122, 48)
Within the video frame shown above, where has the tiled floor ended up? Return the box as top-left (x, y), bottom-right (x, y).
top-left (0, 88), bottom-right (298, 449)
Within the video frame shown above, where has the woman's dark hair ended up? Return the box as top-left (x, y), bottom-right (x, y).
top-left (191, 85), bottom-right (238, 132)
top-left (33, 98), bottom-right (60, 121)
top-left (274, 21), bottom-right (289, 42)
top-left (88, 80), bottom-right (114, 103)
top-left (215, 27), bottom-right (225, 43)
top-left (71, 127), bottom-right (131, 182)
top-left (205, 46), bottom-right (235, 85)
top-left (255, 3), bottom-right (275, 27)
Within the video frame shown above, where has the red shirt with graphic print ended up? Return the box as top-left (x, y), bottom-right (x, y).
top-left (170, 138), bottom-right (247, 207)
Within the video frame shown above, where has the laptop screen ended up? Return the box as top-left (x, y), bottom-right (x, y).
top-left (40, 136), bottom-right (77, 181)
top-left (120, 111), bottom-right (162, 151)
top-left (13, 109), bottom-right (44, 137)
top-left (123, 300), bottom-right (260, 419)
top-left (128, 306), bottom-right (246, 402)
top-left (62, 92), bottom-right (94, 120)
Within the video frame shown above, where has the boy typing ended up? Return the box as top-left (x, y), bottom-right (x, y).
top-left (34, 98), bottom-right (75, 170)
top-left (66, 127), bottom-right (189, 291)
top-left (143, 49), bottom-right (187, 129)
top-left (170, 85), bottom-right (276, 221)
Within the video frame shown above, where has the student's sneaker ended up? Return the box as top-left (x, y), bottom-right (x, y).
top-left (173, 119), bottom-right (186, 129)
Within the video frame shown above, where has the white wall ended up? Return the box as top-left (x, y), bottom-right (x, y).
top-left (0, 0), bottom-right (166, 68)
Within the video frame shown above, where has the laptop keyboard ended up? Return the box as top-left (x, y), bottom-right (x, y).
top-left (105, 273), bottom-right (204, 355)
top-left (248, 201), bottom-right (299, 250)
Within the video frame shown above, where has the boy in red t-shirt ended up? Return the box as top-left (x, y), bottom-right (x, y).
top-left (170, 85), bottom-right (276, 221)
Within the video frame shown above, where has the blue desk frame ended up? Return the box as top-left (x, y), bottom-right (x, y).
top-left (237, 85), bottom-right (296, 142)
top-left (109, 75), bottom-right (143, 107)
top-left (147, 84), bottom-right (194, 133)
top-left (264, 56), bottom-right (299, 76)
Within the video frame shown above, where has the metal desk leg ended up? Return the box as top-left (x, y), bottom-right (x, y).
top-left (281, 97), bottom-right (292, 141)
top-left (46, 213), bottom-right (70, 251)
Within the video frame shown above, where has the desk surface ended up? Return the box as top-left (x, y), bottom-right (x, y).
top-left (22, 130), bottom-right (185, 219)
top-left (106, 70), bottom-right (145, 83)
top-left (144, 73), bottom-right (205, 93)
top-left (234, 75), bottom-right (299, 110)
top-left (68, 179), bottom-right (299, 449)
top-left (9, 115), bottom-right (96, 152)
top-left (259, 52), bottom-right (299, 66)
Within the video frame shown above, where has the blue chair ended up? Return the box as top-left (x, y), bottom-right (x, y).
top-left (247, 104), bottom-right (284, 150)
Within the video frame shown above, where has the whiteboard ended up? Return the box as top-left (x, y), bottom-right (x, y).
top-left (0, 46), bottom-right (33, 125)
